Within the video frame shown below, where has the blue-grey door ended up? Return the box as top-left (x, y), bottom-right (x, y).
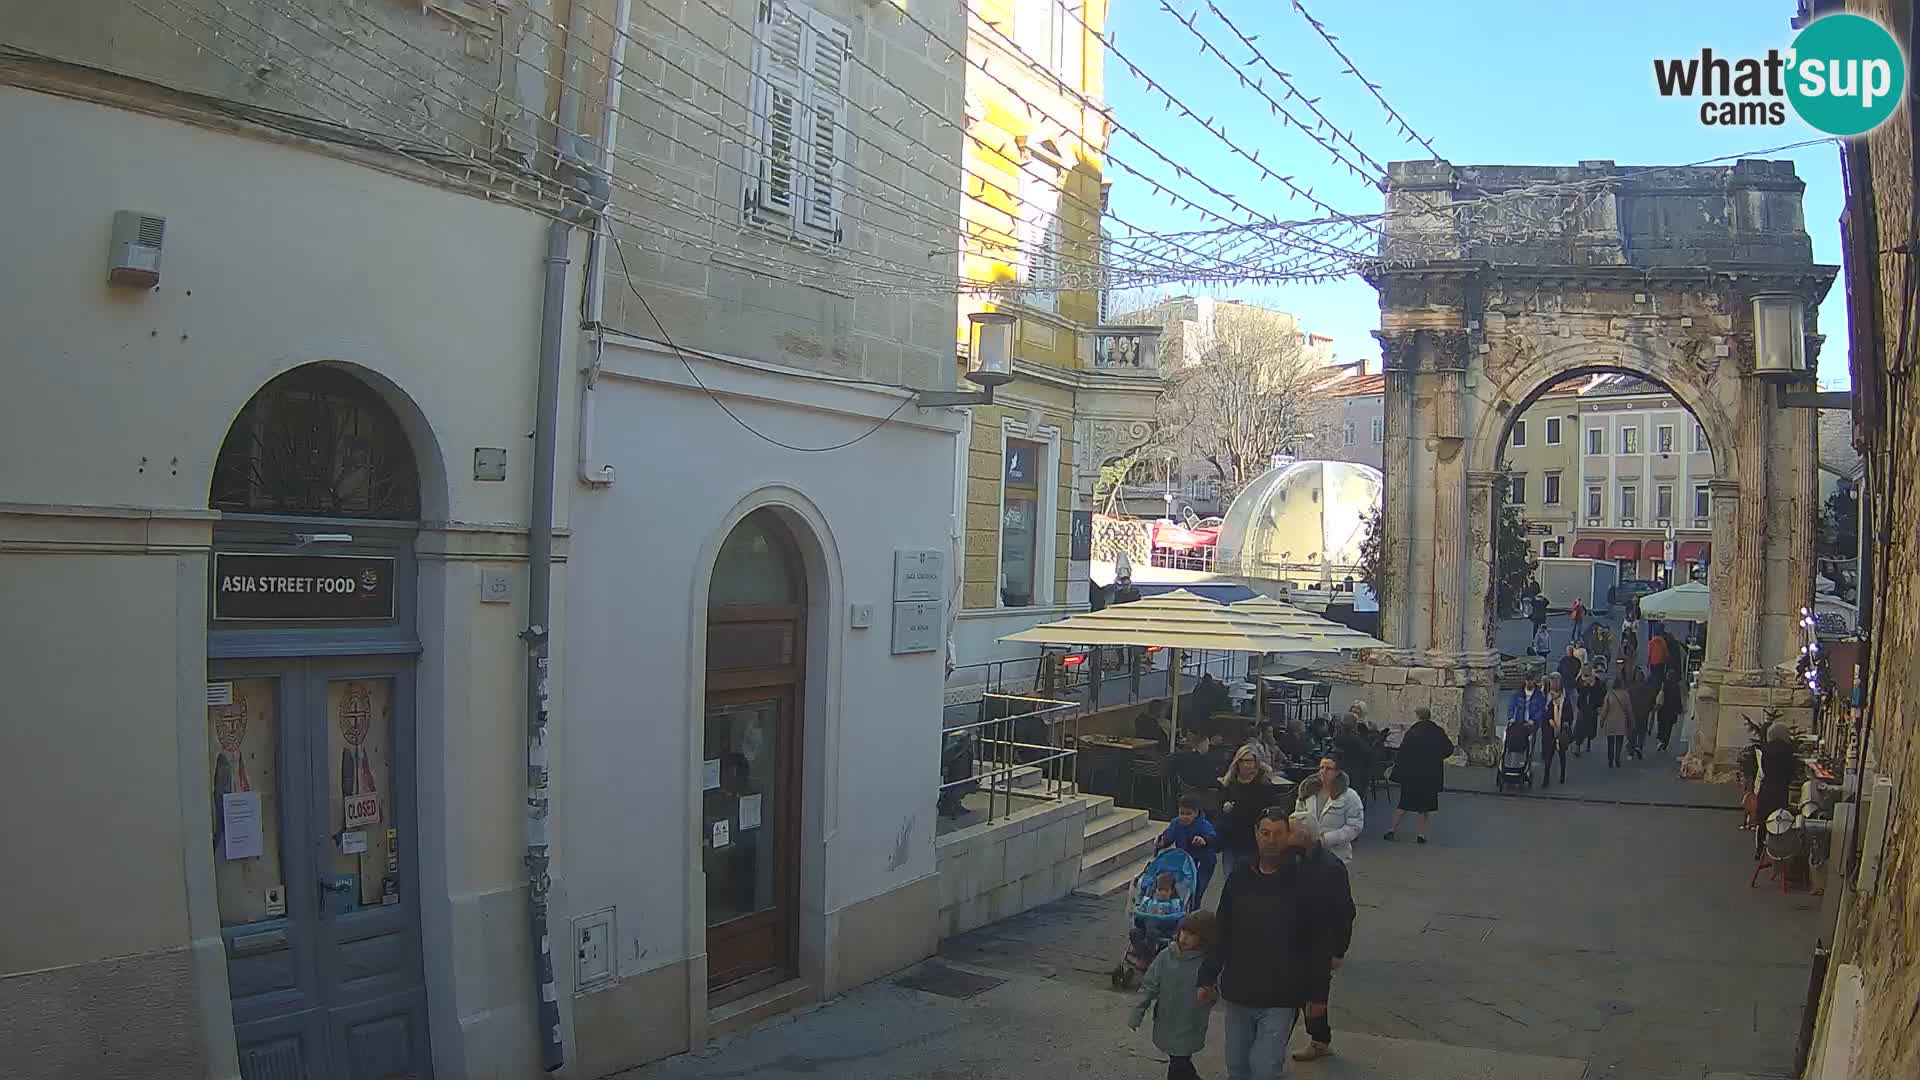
top-left (209, 658), bottom-right (430, 1079)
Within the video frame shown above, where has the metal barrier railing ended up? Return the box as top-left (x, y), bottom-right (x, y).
top-left (939, 694), bottom-right (1081, 826)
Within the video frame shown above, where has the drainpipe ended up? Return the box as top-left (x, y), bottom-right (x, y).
top-left (525, 0), bottom-right (597, 1070)
top-left (577, 0), bottom-right (635, 488)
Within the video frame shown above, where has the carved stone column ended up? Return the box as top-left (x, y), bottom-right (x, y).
top-left (1465, 470), bottom-right (1502, 661)
top-left (1424, 330), bottom-right (1471, 665)
top-left (1731, 379), bottom-right (1771, 676)
top-left (1376, 331), bottom-right (1418, 660)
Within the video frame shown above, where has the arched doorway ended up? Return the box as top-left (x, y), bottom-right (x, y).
top-left (206, 364), bottom-right (433, 1079)
top-left (703, 510), bottom-right (807, 1001)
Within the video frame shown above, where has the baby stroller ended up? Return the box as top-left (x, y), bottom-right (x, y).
top-left (1110, 848), bottom-right (1197, 990)
top-left (1495, 719), bottom-right (1533, 792)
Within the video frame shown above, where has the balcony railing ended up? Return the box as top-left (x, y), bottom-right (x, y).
top-left (1093, 325), bottom-right (1163, 372)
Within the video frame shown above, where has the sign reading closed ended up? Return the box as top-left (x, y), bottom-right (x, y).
top-left (214, 553), bottom-right (397, 621)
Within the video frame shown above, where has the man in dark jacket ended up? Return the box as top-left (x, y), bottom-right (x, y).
top-left (1198, 810), bottom-right (1356, 1077)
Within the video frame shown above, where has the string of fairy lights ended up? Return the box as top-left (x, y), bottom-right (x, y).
top-left (36, 0), bottom-right (1841, 297)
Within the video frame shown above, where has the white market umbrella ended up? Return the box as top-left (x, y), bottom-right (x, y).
top-left (1000, 589), bottom-right (1329, 748)
top-left (1640, 581), bottom-right (1711, 622)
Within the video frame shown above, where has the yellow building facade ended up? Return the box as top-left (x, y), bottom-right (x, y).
top-left (947, 0), bottom-right (1166, 691)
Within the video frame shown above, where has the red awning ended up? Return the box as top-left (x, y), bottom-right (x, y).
top-left (1608, 539), bottom-right (1643, 560)
top-left (1571, 539), bottom-right (1606, 559)
top-left (1677, 540), bottom-right (1710, 562)
top-left (1151, 523), bottom-right (1219, 550)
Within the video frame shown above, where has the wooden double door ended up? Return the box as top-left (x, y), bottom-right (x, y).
top-left (207, 657), bottom-right (430, 1079)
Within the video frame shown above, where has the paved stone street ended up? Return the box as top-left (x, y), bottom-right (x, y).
top-left (631, 748), bottom-right (1818, 1080)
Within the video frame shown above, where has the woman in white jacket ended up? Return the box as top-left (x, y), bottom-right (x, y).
top-left (1294, 754), bottom-right (1365, 864)
top-left (1290, 752), bottom-right (1364, 1062)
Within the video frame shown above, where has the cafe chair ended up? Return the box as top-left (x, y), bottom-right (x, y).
top-left (1305, 682), bottom-right (1333, 725)
top-left (1129, 755), bottom-right (1168, 817)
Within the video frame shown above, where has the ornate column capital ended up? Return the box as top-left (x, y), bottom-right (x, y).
top-left (1707, 477), bottom-right (1741, 497)
top-left (1467, 470), bottom-right (1503, 491)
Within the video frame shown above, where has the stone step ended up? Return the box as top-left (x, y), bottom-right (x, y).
top-left (1079, 793), bottom-right (1117, 819)
top-left (1076, 820), bottom-right (1161, 890)
top-left (1084, 803), bottom-right (1152, 849)
top-left (1072, 860), bottom-right (1146, 899)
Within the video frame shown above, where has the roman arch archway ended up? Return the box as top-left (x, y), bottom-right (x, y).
top-left (1365, 159), bottom-right (1837, 771)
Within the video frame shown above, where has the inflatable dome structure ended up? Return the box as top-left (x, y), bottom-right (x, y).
top-left (1215, 459), bottom-right (1383, 587)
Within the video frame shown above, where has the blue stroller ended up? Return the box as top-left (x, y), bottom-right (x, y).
top-left (1109, 848), bottom-right (1197, 990)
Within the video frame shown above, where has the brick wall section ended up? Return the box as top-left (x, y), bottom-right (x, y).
top-left (1835, 1), bottom-right (1919, 1075)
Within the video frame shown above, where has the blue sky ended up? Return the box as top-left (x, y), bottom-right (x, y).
top-left (1103, 0), bottom-right (1850, 388)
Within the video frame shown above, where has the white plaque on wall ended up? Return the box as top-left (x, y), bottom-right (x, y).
top-left (892, 549), bottom-right (945, 602)
top-left (891, 600), bottom-right (943, 655)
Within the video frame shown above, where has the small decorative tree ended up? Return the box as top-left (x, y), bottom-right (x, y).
top-left (1493, 470), bottom-right (1535, 617)
top-left (1357, 502), bottom-right (1390, 602)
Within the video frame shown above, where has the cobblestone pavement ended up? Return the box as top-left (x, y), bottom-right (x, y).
top-left (631, 750), bottom-right (1816, 1080)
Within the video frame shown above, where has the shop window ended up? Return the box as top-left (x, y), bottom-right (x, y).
top-left (211, 365), bottom-right (420, 518)
top-left (211, 678), bottom-right (284, 928)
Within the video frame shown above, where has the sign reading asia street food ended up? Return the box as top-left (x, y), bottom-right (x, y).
top-left (214, 553), bottom-right (397, 621)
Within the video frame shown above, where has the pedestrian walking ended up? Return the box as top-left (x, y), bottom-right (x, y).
top-left (1570, 596), bottom-right (1586, 640)
top-left (1574, 665), bottom-right (1604, 755)
top-left (1528, 593), bottom-right (1551, 655)
top-left (1647, 622), bottom-right (1670, 689)
top-left (1540, 673), bottom-right (1571, 787)
top-left (1198, 811), bottom-right (1356, 1076)
top-left (1294, 755), bottom-right (1365, 865)
top-left (1129, 910), bottom-right (1218, 1080)
top-left (1217, 745), bottom-right (1288, 884)
top-left (1626, 665), bottom-right (1658, 760)
top-left (1508, 676), bottom-right (1545, 735)
top-left (1599, 674), bottom-right (1632, 766)
top-left (1655, 657), bottom-right (1685, 752)
top-left (1383, 707), bottom-right (1454, 843)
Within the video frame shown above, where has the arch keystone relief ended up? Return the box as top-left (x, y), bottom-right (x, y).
top-left (1361, 159), bottom-right (1836, 772)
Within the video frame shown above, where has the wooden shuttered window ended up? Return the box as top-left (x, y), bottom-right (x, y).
top-left (748, 0), bottom-right (849, 242)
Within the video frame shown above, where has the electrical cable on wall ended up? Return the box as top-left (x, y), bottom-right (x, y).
top-left (611, 236), bottom-right (916, 453)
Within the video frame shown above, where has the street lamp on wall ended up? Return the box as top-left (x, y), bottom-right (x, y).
top-left (919, 311), bottom-right (1015, 407)
top-left (1752, 293), bottom-right (1808, 381)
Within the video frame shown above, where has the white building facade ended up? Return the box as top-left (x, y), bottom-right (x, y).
top-left (1, 0), bottom-right (969, 1077)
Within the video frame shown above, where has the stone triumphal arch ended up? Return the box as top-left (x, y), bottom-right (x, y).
top-left (1362, 159), bottom-right (1836, 771)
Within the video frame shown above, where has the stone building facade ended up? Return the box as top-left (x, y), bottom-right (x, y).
top-left (1365, 158), bottom-right (1834, 767)
top-left (946, 0), bottom-right (1166, 696)
top-left (1801, 1), bottom-right (1919, 1076)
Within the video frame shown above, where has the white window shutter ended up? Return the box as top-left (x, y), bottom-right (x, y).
top-left (799, 11), bottom-right (851, 240)
top-left (750, 0), bottom-right (807, 218)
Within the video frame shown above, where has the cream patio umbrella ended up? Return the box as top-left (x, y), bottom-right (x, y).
top-left (999, 589), bottom-right (1337, 750)
top-left (1229, 595), bottom-right (1390, 718)
top-left (1639, 581), bottom-right (1711, 622)
top-left (1230, 595), bottom-right (1391, 651)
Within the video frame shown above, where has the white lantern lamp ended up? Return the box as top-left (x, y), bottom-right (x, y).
top-left (1751, 293), bottom-right (1807, 381)
top-left (918, 311), bottom-right (1015, 407)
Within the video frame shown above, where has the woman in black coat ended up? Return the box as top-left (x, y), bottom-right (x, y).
top-left (1383, 708), bottom-right (1455, 843)
top-left (1755, 723), bottom-right (1801, 859)
top-left (1573, 667), bottom-right (1605, 755)
top-left (1216, 744), bottom-right (1290, 880)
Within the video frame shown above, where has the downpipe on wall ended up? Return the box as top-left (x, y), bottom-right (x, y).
top-left (525, 0), bottom-right (607, 1070)
top-left (577, 0), bottom-right (634, 489)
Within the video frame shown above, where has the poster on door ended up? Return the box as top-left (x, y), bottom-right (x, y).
top-left (208, 679), bottom-right (284, 927)
top-left (328, 679), bottom-right (396, 909)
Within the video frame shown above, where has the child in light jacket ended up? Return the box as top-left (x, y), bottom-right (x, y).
top-left (1129, 910), bottom-right (1217, 1080)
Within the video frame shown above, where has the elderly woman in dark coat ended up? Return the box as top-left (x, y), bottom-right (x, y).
top-left (1383, 707), bottom-right (1455, 843)
top-left (1754, 722), bottom-right (1801, 860)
